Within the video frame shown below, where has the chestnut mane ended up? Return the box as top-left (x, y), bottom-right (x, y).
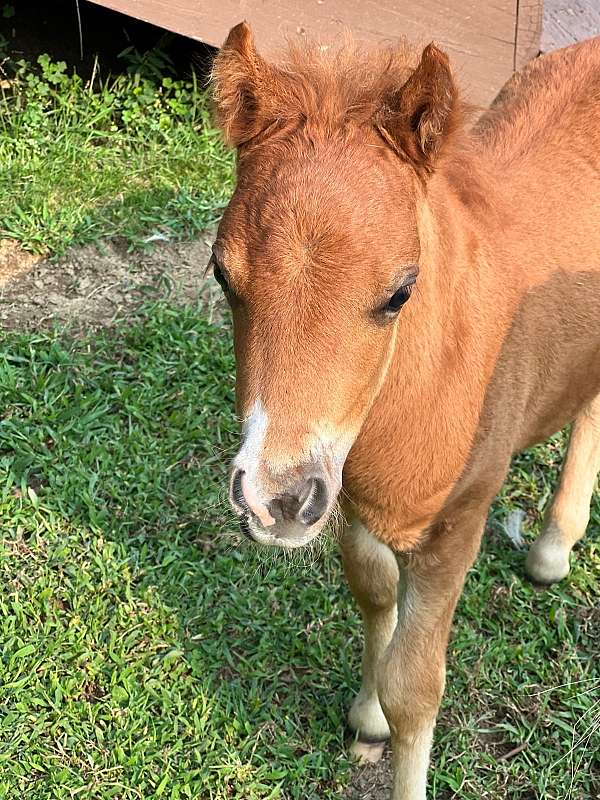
top-left (212, 24), bottom-right (466, 172)
top-left (230, 38), bottom-right (419, 129)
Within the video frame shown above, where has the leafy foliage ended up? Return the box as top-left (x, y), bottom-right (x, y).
top-left (0, 51), bottom-right (234, 254)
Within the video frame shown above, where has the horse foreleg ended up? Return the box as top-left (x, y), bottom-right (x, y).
top-left (378, 510), bottom-right (486, 800)
top-left (341, 519), bottom-right (399, 761)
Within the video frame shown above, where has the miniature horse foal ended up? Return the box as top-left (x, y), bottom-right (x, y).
top-left (211, 23), bottom-right (600, 799)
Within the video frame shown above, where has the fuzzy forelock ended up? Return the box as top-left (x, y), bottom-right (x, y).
top-left (267, 37), bottom-right (418, 128)
top-left (211, 29), bottom-right (421, 139)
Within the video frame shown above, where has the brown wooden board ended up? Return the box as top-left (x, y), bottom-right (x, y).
top-left (86, 0), bottom-right (544, 108)
top-left (516, 0), bottom-right (544, 66)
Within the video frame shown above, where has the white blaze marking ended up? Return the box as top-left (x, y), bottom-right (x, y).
top-left (235, 399), bottom-right (275, 526)
top-left (237, 398), bottom-right (269, 466)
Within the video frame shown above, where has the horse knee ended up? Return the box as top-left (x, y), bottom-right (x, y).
top-left (377, 645), bottom-right (445, 735)
top-left (342, 522), bottom-right (399, 612)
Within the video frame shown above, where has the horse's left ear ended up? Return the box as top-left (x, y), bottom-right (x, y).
top-left (376, 43), bottom-right (460, 174)
top-left (212, 21), bottom-right (278, 148)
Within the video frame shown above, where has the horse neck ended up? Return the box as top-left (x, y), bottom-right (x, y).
top-left (389, 157), bottom-right (511, 408)
top-left (347, 152), bottom-right (517, 514)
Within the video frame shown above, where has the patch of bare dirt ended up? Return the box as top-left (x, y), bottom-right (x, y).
top-left (0, 239), bottom-right (43, 287)
top-left (0, 232), bottom-right (224, 333)
top-left (342, 749), bottom-right (393, 799)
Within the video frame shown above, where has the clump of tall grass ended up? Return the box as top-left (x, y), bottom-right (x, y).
top-left (0, 42), bottom-right (234, 254)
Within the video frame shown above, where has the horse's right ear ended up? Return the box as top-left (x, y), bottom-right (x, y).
top-left (376, 43), bottom-right (460, 175)
top-left (212, 21), bottom-right (276, 147)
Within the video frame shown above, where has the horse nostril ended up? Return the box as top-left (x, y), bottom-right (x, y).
top-left (231, 468), bottom-right (247, 511)
top-left (299, 476), bottom-right (329, 526)
top-left (267, 476), bottom-right (329, 526)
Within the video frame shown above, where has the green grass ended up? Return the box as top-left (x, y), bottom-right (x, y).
top-left (0, 304), bottom-right (598, 799)
top-left (0, 37), bottom-right (598, 800)
top-left (0, 50), bottom-right (234, 255)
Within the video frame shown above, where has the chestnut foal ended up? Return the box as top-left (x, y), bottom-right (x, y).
top-left (211, 23), bottom-right (600, 799)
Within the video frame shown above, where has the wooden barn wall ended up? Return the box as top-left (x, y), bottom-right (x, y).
top-left (87, 0), bottom-right (544, 108)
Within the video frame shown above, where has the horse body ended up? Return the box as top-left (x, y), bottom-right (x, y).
top-left (212, 25), bottom-right (600, 799)
top-left (346, 38), bottom-right (600, 550)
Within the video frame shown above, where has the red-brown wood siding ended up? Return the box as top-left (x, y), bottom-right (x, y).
top-left (86, 0), bottom-right (544, 108)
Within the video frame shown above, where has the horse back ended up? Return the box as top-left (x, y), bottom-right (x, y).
top-left (469, 39), bottom-right (600, 449)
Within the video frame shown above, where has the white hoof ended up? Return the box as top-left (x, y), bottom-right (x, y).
top-left (348, 690), bottom-right (390, 742)
top-left (526, 536), bottom-right (571, 585)
top-left (350, 738), bottom-right (386, 764)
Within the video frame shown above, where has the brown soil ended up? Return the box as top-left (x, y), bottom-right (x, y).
top-left (0, 240), bottom-right (42, 288)
top-left (0, 233), bottom-right (223, 333)
top-left (343, 749), bottom-right (393, 799)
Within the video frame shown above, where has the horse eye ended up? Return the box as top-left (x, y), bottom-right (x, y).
top-left (212, 259), bottom-right (229, 292)
top-left (385, 283), bottom-right (414, 313)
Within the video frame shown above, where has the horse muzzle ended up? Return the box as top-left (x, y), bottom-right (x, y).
top-left (229, 464), bottom-right (336, 547)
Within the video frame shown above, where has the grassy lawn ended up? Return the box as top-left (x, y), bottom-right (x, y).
top-left (0, 47), bottom-right (234, 255)
top-left (0, 47), bottom-right (598, 800)
top-left (0, 306), bottom-right (598, 800)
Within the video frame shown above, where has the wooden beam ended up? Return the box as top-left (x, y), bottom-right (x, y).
top-left (86, 0), bottom-right (543, 108)
top-left (515, 0), bottom-right (543, 67)
top-left (542, 0), bottom-right (600, 53)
